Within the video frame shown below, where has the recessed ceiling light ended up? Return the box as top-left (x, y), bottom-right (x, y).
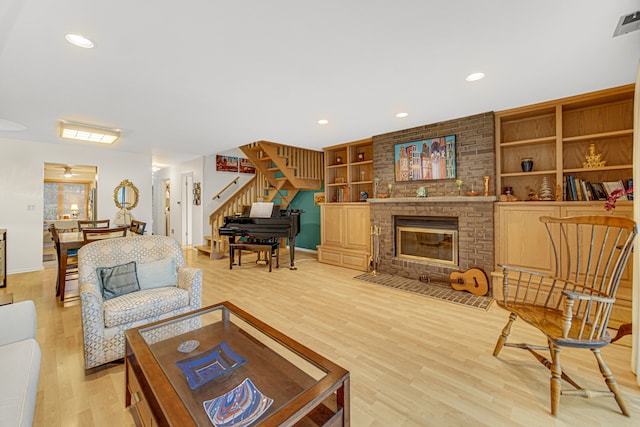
top-left (65, 33), bottom-right (94, 48)
top-left (317, 119), bottom-right (329, 125)
top-left (466, 72), bottom-right (485, 82)
top-left (0, 118), bottom-right (27, 131)
top-left (395, 112), bottom-right (409, 118)
top-left (59, 121), bottom-right (120, 144)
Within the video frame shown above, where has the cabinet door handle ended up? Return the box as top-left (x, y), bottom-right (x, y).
top-left (131, 391), bottom-right (141, 404)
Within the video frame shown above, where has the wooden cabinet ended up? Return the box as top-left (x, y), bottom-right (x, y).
top-left (317, 203), bottom-right (370, 271)
top-left (494, 84), bottom-right (635, 327)
top-left (494, 202), bottom-right (633, 327)
top-left (324, 138), bottom-right (373, 203)
top-left (495, 85), bottom-right (634, 201)
top-left (0, 229), bottom-right (5, 288)
top-left (126, 361), bottom-right (158, 427)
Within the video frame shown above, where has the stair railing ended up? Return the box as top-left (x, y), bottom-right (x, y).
top-left (211, 176), bottom-right (240, 200)
top-left (208, 173), bottom-right (268, 258)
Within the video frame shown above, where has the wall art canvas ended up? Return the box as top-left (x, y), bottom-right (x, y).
top-left (239, 157), bottom-right (256, 174)
top-left (394, 135), bottom-right (456, 182)
top-left (216, 155), bottom-right (239, 172)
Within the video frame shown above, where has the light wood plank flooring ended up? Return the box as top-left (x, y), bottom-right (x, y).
top-left (6, 247), bottom-right (640, 426)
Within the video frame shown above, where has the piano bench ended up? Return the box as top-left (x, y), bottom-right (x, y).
top-left (229, 242), bottom-right (280, 272)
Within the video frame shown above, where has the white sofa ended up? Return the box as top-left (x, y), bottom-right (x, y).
top-left (79, 235), bottom-right (202, 369)
top-left (0, 300), bottom-right (41, 427)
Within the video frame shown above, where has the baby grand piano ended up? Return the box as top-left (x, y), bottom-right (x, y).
top-left (219, 202), bottom-right (302, 270)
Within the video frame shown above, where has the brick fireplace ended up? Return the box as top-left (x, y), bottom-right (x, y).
top-left (369, 197), bottom-right (495, 284)
top-left (369, 112), bottom-right (495, 284)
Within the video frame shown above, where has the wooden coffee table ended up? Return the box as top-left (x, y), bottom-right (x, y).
top-left (125, 301), bottom-right (350, 426)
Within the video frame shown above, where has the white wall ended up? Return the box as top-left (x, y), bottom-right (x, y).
top-left (152, 157), bottom-right (204, 246)
top-left (0, 137), bottom-right (152, 274)
top-left (150, 148), bottom-right (255, 248)
top-left (202, 148), bottom-right (254, 236)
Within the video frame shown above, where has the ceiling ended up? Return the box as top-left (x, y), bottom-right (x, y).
top-left (1, 1), bottom-right (639, 168)
top-left (44, 163), bottom-right (97, 182)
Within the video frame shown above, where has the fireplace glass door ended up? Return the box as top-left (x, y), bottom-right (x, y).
top-left (396, 226), bottom-right (458, 266)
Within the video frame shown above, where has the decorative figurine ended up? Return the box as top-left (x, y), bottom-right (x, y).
top-left (583, 143), bottom-right (606, 168)
top-left (360, 191), bottom-right (368, 201)
top-left (539, 176), bottom-right (554, 200)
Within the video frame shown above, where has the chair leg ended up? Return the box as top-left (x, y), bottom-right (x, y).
top-left (549, 341), bottom-right (562, 416)
top-left (592, 349), bottom-right (629, 416)
top-left (493, 312), bottom-right (517, 356)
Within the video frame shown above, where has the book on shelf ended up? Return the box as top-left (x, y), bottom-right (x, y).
top-left (563, 177), bottom-right (611, 201)
top-left (563, 177), bottom-right (634, 202)
top-left (590, 182), bottom-right (608, 200)
top-left (602, 180), bottom-right (628, 200)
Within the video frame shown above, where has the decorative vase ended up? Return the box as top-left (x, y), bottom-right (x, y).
top-left (483, 176), bottom-right (491, 196)
top-left (521, 158), bottom-right (534, 172)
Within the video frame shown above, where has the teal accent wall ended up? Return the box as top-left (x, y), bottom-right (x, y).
top-left (269, 187), bottom-right (322, 251)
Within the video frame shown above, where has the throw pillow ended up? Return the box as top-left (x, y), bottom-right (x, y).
top-left (137, 257), bottom-right (178, 290)
top-left (97, 261), bottom-right (140, 300)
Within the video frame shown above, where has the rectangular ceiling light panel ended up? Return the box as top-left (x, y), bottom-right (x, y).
top-left (59, 121), bottom-right (120, 144)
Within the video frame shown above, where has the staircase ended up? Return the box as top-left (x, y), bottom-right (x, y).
top-left (196, 141), bottom-right (323, 258)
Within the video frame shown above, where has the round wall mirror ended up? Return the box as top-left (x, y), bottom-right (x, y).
top-left (114, 179), bottom-right (139, 210)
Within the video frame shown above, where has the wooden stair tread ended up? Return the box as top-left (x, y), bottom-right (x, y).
top-left (195, 245), bottom-right (211, 255)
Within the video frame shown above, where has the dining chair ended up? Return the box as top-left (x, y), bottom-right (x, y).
top-left (82, 227), bottom-right (128, 243)
top-left (493, 215), bottom-right (637, 416)
top-left (49, 224), bottom-right (78, 297)
top-left (129, 220), bottom-right (147, 235)
top-left (77, 219), bottom-right (110, 231)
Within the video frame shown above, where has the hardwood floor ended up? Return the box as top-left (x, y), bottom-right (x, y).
top-left (7, 247), bottom-right (640, 426)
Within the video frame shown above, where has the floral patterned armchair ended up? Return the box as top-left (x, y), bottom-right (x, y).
top-left (78, 235), bottom-right (202, 369)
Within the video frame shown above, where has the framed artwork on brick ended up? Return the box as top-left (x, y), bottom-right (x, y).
top-left (394, 135), bottom-right (456, 182)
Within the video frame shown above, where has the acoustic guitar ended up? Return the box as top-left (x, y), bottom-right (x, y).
top-left (419, 267), bottom-right (489, 296)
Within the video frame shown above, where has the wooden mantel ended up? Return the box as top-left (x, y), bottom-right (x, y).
top-left (367, 196), bottom-right (497, 204)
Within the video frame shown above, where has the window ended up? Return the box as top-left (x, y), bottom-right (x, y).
top-left (44, 181), bottom-right (90, 220)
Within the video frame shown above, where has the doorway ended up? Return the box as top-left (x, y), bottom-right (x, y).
top-left (43, 163), bottom-right (98, 263)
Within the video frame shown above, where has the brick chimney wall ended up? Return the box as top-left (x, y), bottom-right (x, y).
top-left (372, 112), bottom-right (495, 196)
top-left (370, 112), bottom-right (496, 282)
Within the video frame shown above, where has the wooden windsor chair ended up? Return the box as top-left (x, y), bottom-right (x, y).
top-left (82, 227), bottom-right (128, 243)
top-left (77, 219), bottom-right (110, 230)
top-left (492, 215), bottom-right (637, 417)
top-left (129, 220), bottom-right (146, 235)
top-left (49, 224), bottom-right (78, 297)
